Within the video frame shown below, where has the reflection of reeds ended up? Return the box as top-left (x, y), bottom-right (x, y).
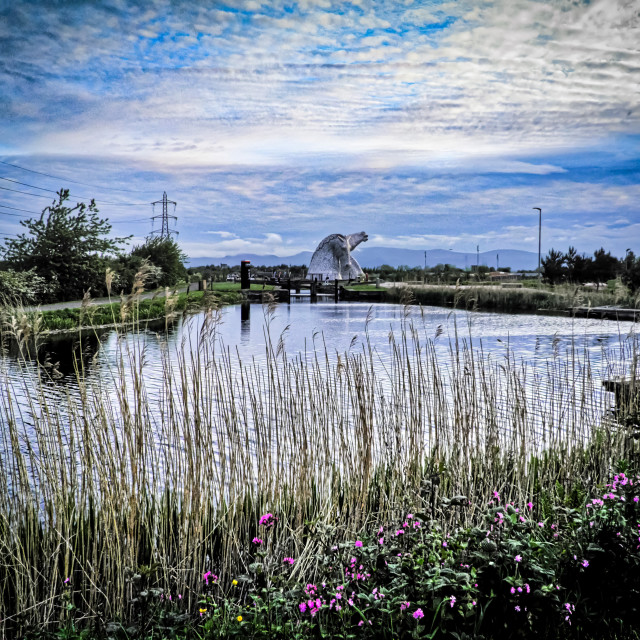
top-left (0, 305), bottom-right (637, 634)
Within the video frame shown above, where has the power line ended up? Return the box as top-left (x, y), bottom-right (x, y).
top-left (0, 210), bottom-right (26, 217)
top-left (0, 177), bottom-right (149, 206)
top-left (0, 176), bottom-right (61, 194)
top-left (0, 204), bottom-right (41, 214)
top-left (0, 185), bottom-right (51, 198)
top-left (0, 159), bottom-right (156, 194)
top-left (113, 218), bottom-right (155, 224)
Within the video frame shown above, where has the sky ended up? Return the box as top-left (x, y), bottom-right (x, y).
top-left (0, 0), bottom-right (638, 262)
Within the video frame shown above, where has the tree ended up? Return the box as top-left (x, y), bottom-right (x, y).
top-left (541, 249), bottom-right (566, 285)
top-left (589, 248), bottom-right (620, 286)
top-left (2, 190), bottom-right (129, 302)
top-left (621, 249), bottom-right (640, 292)
top-left (118, 235), bottom-right (187, 291)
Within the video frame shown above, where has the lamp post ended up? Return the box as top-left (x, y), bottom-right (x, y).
top-left (533, 207), bottom-right (542, 280)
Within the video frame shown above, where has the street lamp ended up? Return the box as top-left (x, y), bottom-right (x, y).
top-left (533, 207), bottom-right (542, 279)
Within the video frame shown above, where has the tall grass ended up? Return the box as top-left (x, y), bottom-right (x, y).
top-left (0, 296), bottom-right (638, 635)
top-left (383, 281), bottom-right (640, 312)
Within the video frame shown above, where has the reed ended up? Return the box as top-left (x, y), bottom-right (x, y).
top-left (383, 282), bottom-right (640, 313)
top-left (0, 294), bottom-right (637, 635)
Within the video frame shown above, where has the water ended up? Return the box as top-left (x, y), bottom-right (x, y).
top-left (1, 300), bottom-right (638, 475)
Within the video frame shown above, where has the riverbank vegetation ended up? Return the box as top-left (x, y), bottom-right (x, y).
top-left (380, 281), bottom-right (640, 313)
top-left (0, 283), bottom-right (275, 338)
top-left (0, 190), bottom-right (190, 304)
top-left (1, 294), bottom-right (639, 638)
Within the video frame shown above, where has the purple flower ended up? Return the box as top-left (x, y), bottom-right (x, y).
top-left (582, 560), bottom-right (589, 568)
top-left (252, 537), bottom-right (263, 545)
top-left (283, 557), bottom-right (295, 565)
top-left (449, 596), bottom-right (456, 608)
top-left (514, 554), bottom-right (522, 562)
top-left (413, 608), bottom-right (424, 619)
top-left (355, 540), bottom-right (363, 548)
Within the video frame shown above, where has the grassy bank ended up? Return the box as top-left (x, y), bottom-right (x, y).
top-left (367, 282), bottom-right (640, 313)
top-left (0, 283), bottom-right (275, 336)
top-left (1, 298), bottom-right (639, 637)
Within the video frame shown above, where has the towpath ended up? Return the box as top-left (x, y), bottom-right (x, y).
top-left (24, 286), bottom-right (189, 313)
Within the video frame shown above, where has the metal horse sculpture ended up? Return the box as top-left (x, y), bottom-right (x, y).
top-left (307, 231), bottom-right (368, 281)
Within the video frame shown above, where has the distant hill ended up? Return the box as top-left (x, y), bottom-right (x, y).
top-left (187, 248), bottom-right (538, 272)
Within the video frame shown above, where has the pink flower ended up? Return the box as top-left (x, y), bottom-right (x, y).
top-left (582, 560), bottom-right (589, 568)
top-left (252, 537), bottom-right (263, 545)
top-left (283, 557), bottom-right (295, 565)
top-left (413, 608), bottom-right (424, 619)
top-left (400, 601), bottom-right (411, 611)
top-left (514, 555), bottom-right (522, 562)
top-left (379, 537), bottom-right (384, 545)
top-left (634, 496), bottom-right (639, 503)
top-left (355, 540), bottom-right (363, 548)
top-left (259, 513), bottom-right (277, 527)
top-left (202, 571), bottom-right (218, 585)
top-left (442, 541), bottom-right (447, 547)
top-left (395, 529), bottom-right (405, 536)
top-left (527, 502), bottom-right (533, 510)
top-left (449, 596), bottom-right (456, 608)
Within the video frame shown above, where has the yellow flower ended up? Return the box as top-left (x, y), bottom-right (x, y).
top-left (199, 608), bottom-right (207, 615)
top-left (237, 615), bottom-right (243, 622)
top-left (232, 579), bottom-right (238, 586)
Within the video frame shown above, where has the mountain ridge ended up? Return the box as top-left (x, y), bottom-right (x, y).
top-left (187, 248), bottom-right (539, 271)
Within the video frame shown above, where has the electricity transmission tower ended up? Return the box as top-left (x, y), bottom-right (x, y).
top-left (150, 192), bottom-right (177, 238)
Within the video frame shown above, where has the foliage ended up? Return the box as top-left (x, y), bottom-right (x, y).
top-left (0, 268), bottom-right (54, 304)
top-left (120, 235), bottom-right (188, 290)
top-left (1, 189), bottom-right (129, 302)
top-left (542, 246), bottom-right (640, 291)
top-left (22, 466), bottom-right (640, 639)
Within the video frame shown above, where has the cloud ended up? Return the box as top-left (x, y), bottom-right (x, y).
top-left (183, 232), bottom-right (291, 258)
top-left (0, 0), bottom-right (638, 259)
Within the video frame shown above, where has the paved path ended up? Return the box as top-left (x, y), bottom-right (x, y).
top-left (25, 286), bottom-right (189, 312)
